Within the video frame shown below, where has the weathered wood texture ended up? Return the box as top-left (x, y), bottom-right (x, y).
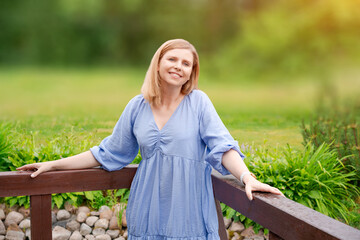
top-left (0, 167), bottom-right (359, 240)
top-left (211, 171), bottom-right (360, 240)
top-left (30, 194), bottom-right (52, 240)
top-left (0, 166), bottom-right (137, 197)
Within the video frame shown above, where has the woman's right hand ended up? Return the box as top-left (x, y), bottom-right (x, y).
top-left (16, 161), bottom-right (55, 178)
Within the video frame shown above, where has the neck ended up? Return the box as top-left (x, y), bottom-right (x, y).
top-left (160, 86), bottom-right (183, 108)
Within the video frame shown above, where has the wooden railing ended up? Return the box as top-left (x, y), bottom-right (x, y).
top-left (0, 165), bottom-right (359, 240)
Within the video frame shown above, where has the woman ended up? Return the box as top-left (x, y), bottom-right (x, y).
top-left (17, 39), bottom-right (283, 239)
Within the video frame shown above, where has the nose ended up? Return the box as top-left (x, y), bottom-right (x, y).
top-left (174, 62), bottom-right (181, 71)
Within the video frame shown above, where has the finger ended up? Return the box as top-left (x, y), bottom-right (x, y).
top-left (245, 185), bottom-right (253, 201)
top-left (266, 186), bottom-right (285, 197)
top-left (16, 164), bottom-right (37, 171)
top-left (31, 169), bottom-right (41, 178)
top-left (30, 167), bottom-right (46, 178)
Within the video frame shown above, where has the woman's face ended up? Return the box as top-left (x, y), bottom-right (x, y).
top-left (158, 48), bottom-right (193, 89)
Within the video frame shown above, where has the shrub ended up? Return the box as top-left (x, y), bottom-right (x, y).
top-left (301, 114), bottom-right (360, 184)
top-left (0, 126), bottom-right (99, 208)
top-left (7, 128), bottom-right (97, 170)
top-left (248, 143), bottom-right (359, 223)
top-left (1, 124), bottom-right (143, 209)
top-left (0, 122), bottom-right (14, 171)
top-left (223, 143), bottom-right (360, 229)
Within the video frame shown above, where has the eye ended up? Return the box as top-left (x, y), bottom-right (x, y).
top-left (183, 61), bottom-right (191, 67)
top-left (168, 58), bottom-right (175, 61)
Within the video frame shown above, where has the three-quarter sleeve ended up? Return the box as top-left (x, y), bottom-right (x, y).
top-left (198, 91), bottom-right (245, 175)
top-left (90, 96), bottom-right (141, 171)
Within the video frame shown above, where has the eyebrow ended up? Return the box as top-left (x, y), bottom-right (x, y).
top-left (167, 55), bottom-right (192, 61)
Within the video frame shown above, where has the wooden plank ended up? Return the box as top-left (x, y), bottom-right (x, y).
top-left (211, 171), bottom-right (360, 240)
top-left (30, 194), bottom-right (52, 240)
top-left (215, 199), bottom-right (228, 240)
top-left (269, 231), bottom-right (283, 240)
top-left (0, 165), bottom-right (138, 197)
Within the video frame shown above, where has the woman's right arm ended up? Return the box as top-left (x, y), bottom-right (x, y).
top-left (16, 151), bottom-right (100, 178)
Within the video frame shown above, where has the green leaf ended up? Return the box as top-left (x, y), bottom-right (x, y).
top-left (115, 189), bottom-right (127, 197)
top-left (53, 195), bottom-right (64, 208)
top-left (84, 191), bottom-right (95, 201)
top-left (308, 190), bottom-right (322, 199)
top-left (9, 198), bottom-right (18, 207)
top-left (18, 197), bottom-right (26, 206)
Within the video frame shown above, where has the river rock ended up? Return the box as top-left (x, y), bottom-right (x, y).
top-left (243, 228), bottom-right (264, 240)
top-left (64, 202), bottom-right (76, 214)
top-left (113, 203), bottom-right (126, 216)
top-left (108, 216), bottom-right (119, 230)
top-left (244, 237), bottom-right (264, 240)
top-left (86, 216), bottom-right (99, 227)
top-left (229, 221), bottom-right (245, 233)
top-left (25, 229), bottom-right (31, 240)
top-left (94, 219), bottom-right (109, 229)
top-left (231, 231), bottom-right (240, 240)
top-left (19, 219), bottom-right (30, 229)
top-left (121, 210), bottom-right (127, 227)
top-left (0, 210), bottom-right (5, 220)
top-left (98, 206), bottom-right (110, 213)
top-left (66, 220), bottom-right (80, 231)
top-left (77, 212), bottom-right (88, 223)
top-left (69, 230), bottom-right (82, 240)
top-left (52, 212), bottom-right (57, 224)
top-left (123, 229), bottom-right (128, 238)
top-left (0, 221), bottom-right (5, 235)
top-left (18, 207), bottom-right (30, 218)
top-left (4, 211), bottom-right (24, 227)
top-left (223, 217), bottom-right (232, 229)
top-left (57, 210), bottom-right (71, 221)
top-left (92, 228), bottom-right (105, 237)
top-left (106, 229), bottom-right (120, 238)
top-left (90, 211), bottom-right (100, 216)
top-left (53, 226), bottom-right (71, 240)
top-left (114, 237), bottom-right (125, 240)
top-left (78, 206), bottom-right (90, 215)
top-left (99, 210), bottom-right (112, 221)
top-left (241, 226), bottom-right (255, 238)
top-left (95, 234), bottom-right (111, 240)
top-left (85, 234), bottom-right (95, 240)
top-left (80, 223), bottom-right (92, 236)
top-left (5, 230), bottom-right (25, 240)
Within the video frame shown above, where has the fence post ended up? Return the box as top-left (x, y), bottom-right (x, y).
top-left (215, 199), bottom-right (228, 240)
top-left (30, 194), bottom-right (52, 240)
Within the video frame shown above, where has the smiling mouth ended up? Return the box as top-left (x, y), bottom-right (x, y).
top-left (169, 72), bottom-right (182, 78)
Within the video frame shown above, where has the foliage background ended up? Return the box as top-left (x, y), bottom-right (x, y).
top-left (1, 0), bottom-right (359, 76)
top-left (1, 0), bottom-right (360, 231)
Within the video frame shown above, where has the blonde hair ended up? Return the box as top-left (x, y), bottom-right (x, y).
top-left (141, 39), bottom-right (200, 106)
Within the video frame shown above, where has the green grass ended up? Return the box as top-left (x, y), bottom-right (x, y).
top-left (1, 66), bottom-right (359, 148)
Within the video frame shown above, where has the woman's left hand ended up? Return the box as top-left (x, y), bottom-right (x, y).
top-left (243, 175), bottom-right (285, 201)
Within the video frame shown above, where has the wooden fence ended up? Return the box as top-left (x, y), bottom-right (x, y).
top-left (0, 166), bottom-right (359, 240)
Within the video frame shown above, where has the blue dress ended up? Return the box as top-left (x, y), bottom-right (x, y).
top-left (90, 90), bottom-right (244, 239)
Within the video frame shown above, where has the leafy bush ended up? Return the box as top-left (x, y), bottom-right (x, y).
top-left (7, 128), bottom-right (96, 170)
top-left (0, 122), bottom-right (14, 171)
top-left (88, 189), bottom-right (130, 210)
top-left (301, 113), bottom-right (360, 184)
top-left (223, 143), bottom-right (359, 229)
top-left (0, 126), bottom-right (98, 208)
top-left (1, 123), bottom-right (143, 209)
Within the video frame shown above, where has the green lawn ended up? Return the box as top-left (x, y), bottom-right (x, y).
top-left (1, 67), bottom-right (359, 149)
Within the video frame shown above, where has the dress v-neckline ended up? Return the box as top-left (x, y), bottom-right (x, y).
top-left (149, 95), bottom-right (187, 132)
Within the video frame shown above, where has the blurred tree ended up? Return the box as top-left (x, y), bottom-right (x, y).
top-left (0, 0), bottom-right (359, 80)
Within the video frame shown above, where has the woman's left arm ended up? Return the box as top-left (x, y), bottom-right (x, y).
top-left (222, 149), bottom-right (284, 201)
